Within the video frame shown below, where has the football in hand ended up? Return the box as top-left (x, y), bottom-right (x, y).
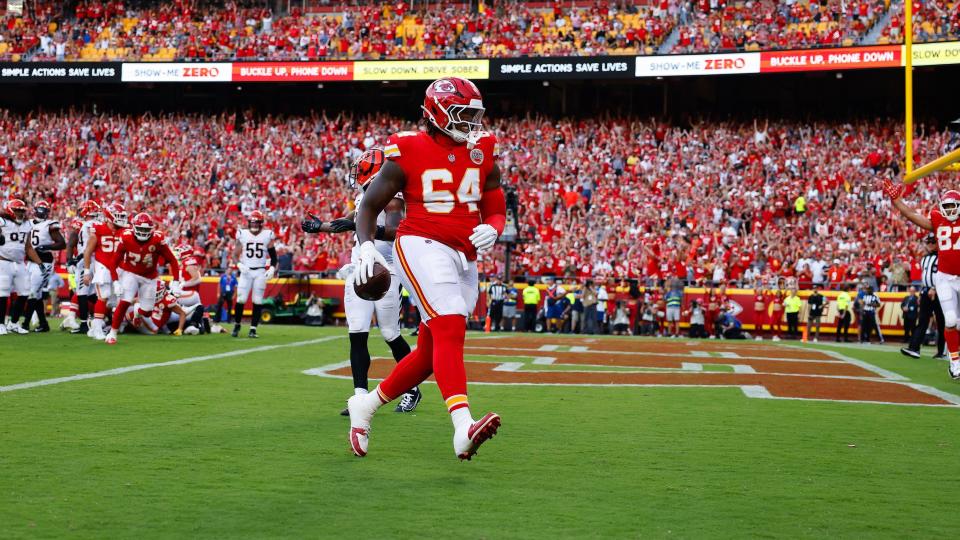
top-left (354, 262), bottom-right (391, 301)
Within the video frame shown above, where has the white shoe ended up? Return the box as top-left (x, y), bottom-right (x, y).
top-left (0, 325), bottom-right (7, 336)
top-left (453, 412), bottom-right (501, 461)
top-left (813, 338), bottom-right (819, 343)
top-left (60, 316), bottom-right (79, 331)
top-left (7, 323), bottom-right (28, 335)
top-left (105, 329), bottom-right (117, 345)
top-left (347, 394), bottom-right (377, 457)
top-left (754, 336), bottom-right (762, 341)
top-left (92, 327), bottom-right (106, 340)
top-left (772, 336), bottom-right (781, 342)
top-left (184, 326), bottom-right (200, 335)
top-left (950, 360), bottom-right (960, 380)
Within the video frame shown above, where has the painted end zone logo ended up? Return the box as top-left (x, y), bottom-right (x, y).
top-left (305, 336), bottom-right (960, 407)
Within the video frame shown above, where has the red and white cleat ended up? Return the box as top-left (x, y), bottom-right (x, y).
top-left (105, 329), bottom-right (117, 345)
top-left (454, 412), bottom-right (501, 461)
top-left (347, 394), bottom-right (375, 457)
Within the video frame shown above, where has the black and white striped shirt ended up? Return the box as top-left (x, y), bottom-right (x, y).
top-left (921, 253), bottom-right (938, 289)
top-left (488, 283), bottom-right (507, 302)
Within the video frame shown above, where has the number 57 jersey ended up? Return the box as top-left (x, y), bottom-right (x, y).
top-left (384, 130), bottom-right (498, 261)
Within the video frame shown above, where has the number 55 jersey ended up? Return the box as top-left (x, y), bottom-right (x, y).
top-left (384, 130), bottom-right (498, 261)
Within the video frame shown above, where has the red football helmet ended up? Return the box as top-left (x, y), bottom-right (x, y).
top-left (79, 200), bottom-right (102, 220)
top-left (5, 199), bottom-right (27, 222)
top-left (248, 210), bottom-right (265, 233)
top-left (941, 190), bottom-right (960, 222)
top-left (34, 200), bottom-right (51, 219)
top-left (103, 202), bottom-right (128, 228)
top-left (421, 77), bottom-right (485, 144)
top-left (174, 243), bottom-right (192, 260)
top-left (156, 279), bottom-right (167, 297)
top-left (349, 148), bottom-right (385, 190)
top-left (131, 213), bottom-right (155, 242)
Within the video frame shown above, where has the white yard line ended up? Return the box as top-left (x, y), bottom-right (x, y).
top-left (1, 336), bottom-right (344, 394)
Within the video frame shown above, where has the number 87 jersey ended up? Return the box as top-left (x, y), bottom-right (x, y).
top-left (384, 130), bottom-right (498, 261)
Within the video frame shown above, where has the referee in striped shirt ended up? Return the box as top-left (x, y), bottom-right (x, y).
top-left (901, 235), bottom-right (946, 359)
top-left (487, 276), bottom-right (508, 331)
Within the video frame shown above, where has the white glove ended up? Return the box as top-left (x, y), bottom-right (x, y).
top-left (469, 224), bottom-right (498, 253)
top-left (336, 263), bottom-right (356, 281)
top-left (112, 280), bottom-right (124, 298)
top-left (169, 280), bottom-right (182, 295)
top-left (82, 268), bottom-right (92, 286)
top-left (237, 262), bottom-right (249, 274)
top-left (67, 264), bottom-right (76, 275)
top-left (264, 266), bottom-right (276, 280)
top-left (354, 241), bottom-right (388, 287)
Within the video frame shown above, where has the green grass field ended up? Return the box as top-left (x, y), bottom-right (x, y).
top-left (2, 325), bottom-right (960, 538)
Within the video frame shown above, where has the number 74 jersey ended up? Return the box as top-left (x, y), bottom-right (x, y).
top-left (384, 130), bottom-right (498, 261)
top-left (933, 209), bottom-right (960, 275)
top-left (236, 228), bottom-right (275, 268)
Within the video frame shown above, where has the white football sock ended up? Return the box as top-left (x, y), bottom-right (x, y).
top-left (451, 408), bottom-right (473, 432)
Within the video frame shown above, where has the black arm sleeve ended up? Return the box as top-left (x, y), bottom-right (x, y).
top-left (268, 247), bottom-right (278, 267)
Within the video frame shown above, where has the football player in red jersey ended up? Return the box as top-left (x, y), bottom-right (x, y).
top-left (885, 181), bottom-right (960, 378)
top-left (103, 213), bottom-right (180, 345)
top-left (345, 77), bottom-right (506, 460)
top-left (82, 202), bottom-right (128, 340)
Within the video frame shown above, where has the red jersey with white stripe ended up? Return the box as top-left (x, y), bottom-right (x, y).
top-left (384, 130), bottom-right (498, 261)
top-left (931, 209), bottom-right (960, 275)
top-left (91, 222), bottom-right (124, 268)
top-left (180, 255), bottom-right (203, 291)
top-left (115, 229), bottom-right (178, 279)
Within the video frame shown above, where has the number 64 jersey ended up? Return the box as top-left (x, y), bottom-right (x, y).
top-left (236, 228), bottom-right (275, 269)
top-left (384, 130), bottom-right (498, 261)
top-left (932, 209), bottom-right (960, 275)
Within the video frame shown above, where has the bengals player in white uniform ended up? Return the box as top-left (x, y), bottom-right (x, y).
top-left (301, 148), bottom-right (419, 415)
top-left (0, 199), bottom-right (42, 335)
top-left (231, 210), bottom-right (277, 339)
top-left (65, 200), bottom-right (102, 335)
top-left (23, 200), bottom-right (66, 333)
top-left (886, 181), bottom-right (960, 379)
top-left (347, 77), bottom-right (507, 460)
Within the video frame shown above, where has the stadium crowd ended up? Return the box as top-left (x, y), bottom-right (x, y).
top-left (2, 107), bottom-right (955, 293)
top-left (878, 0), bottom-right (960, 45)
top-left (2, 0), bottom-right (943, 62)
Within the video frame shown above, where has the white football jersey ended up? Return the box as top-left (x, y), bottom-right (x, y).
top-left (78, 220), bottom-right (97, 253)
top-left (30, 218), bottom-right (60, 249)
top-left (0, 217), bottom-right (33, 262)
top-left (350, 191), bottom-right (400, 265)
top-left (236, 228), bottom-right (275, 268)
top-left (31, 218), bottom-right (61, 262)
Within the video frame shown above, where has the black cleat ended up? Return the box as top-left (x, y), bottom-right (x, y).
top-left (33, 326), bottom-right (50, 333)
top-left (933, 353), bottom-right (948, 361)
top-left (232, 324), bottom-right (241, 338)
top-left (394, 387), bottom-right (422, 413)
top-left (900, 347), bottom-right (921, 359)
top-left (248, 328), bottom-right (259, 339)
top-left (72, 322), bottom-right (89, 335)
top-left (340, 405), bottom-right (350, 417)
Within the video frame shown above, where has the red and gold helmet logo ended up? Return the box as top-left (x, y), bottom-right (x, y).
top-left (432, 79), bottom-right (457, 94)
